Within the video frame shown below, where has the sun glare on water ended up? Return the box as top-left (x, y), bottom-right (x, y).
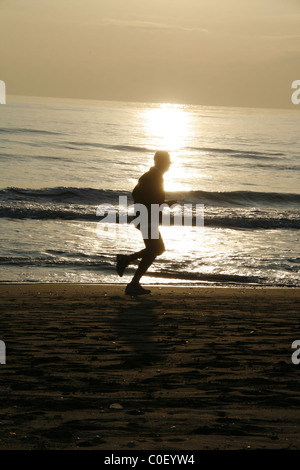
top-left (143, 103), bottom-right (190, 151)
top-left (143, 104), bottom-right (193, 191)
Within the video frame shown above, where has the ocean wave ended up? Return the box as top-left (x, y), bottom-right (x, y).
top-left (64, 141), bottom-right (285, 160)
top-left (0, 187), bottom-right (128, 205)
top-left (66, 141), bottom-right (154, 153)
top-left (172, 189), bottom-right (300, 208)
top-left (1, 186), bottom-right (300, 208)
top-left (0, 153), bottom-right (74, 163)
top-left (0, 127), bottom-right (61, 136)
top-left (188, 146), bottom-right (284, 159)
top-left (1, 204), bottom-right (299, 229)
top-left (60, 141), bottom-right (287, 165)
top-left (149, 270), bottom-right (264, 284)
top-left (0, 206), bottom-right (98, 221)
top-left (1, 254), bottom-right (296, 286)
top-left (0, 255), bottom-right (111, 268)
top-left (0, 255), bottom-right (265, 284)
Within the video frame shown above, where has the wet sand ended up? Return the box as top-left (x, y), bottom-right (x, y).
top-left (0, 283), bottom-right (300, 450)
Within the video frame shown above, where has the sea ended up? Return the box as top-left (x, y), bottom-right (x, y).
top-left (0, 95), bottom-right (299, 287)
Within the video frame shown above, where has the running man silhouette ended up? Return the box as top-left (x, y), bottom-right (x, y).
top-left (116, 151), bottom-right (176, 295)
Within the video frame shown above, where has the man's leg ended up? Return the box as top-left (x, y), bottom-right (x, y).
top-left (124, 232), bottom-right (165, 295)
top-left (129, 233), bottom-right (165, 285)
top-left (116, 229), bottom-right (164, 277)
top-left (116, 247), bottom-right (146, 277)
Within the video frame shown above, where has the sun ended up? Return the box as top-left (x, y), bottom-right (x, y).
top-left (142, 103), bottom-right (193, 191)
top-left (143, 103), bottom-right (191, 152)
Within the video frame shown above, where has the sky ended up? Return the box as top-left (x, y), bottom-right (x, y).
top-left (1, 0), bottom-right (300, 108)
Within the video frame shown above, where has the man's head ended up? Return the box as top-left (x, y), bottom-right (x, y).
top-left (154, 151), bottom-right (172, 173)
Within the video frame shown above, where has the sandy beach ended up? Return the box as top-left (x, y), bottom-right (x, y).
top-left (0, 283), bottom-right (300, 450)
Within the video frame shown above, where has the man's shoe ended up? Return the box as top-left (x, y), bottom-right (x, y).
top-left (125, 283), bottom-right (151, 296)
top-left (116, 254), bottom-right (129, 277)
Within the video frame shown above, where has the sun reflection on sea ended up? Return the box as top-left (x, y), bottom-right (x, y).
top-left (142, 103), bottom-right (193, 191)
top-left (143, 103), bottom-right (191, 151)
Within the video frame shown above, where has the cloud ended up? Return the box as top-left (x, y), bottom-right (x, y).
top-left (102, 18), bottom-right (209, 34)
top-left (261, 34), bottom-right (300, 41)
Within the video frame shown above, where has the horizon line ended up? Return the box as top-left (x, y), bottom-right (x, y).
top-left (5, 93), bottom-right (300, 113)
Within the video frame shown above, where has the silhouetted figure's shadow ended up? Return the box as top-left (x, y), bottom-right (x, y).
top-left (112, 296), bottom-right (163, 368)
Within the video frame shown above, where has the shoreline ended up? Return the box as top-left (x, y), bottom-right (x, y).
top-left (1, 284), bottom-right (300, 450)
top-left (1, 281), bottom-right (299, 288)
